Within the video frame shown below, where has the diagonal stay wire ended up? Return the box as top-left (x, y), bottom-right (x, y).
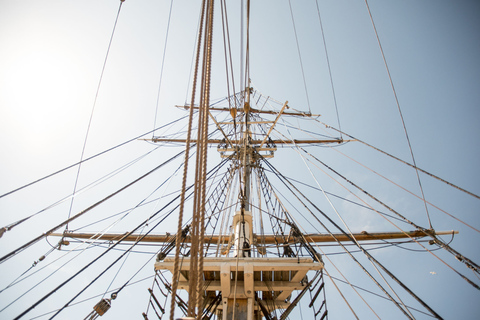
top-left (263, 168), bottom-right (409, 225)
top-left (315, 0), bottom-right (342, 137)
top-left (3, 143), bottom-right (163, 244)
top-left (258, 166), bottom-right (375, 318)
top-left (288, 0), bottom-right (311, 113)
top-left (0, 189), bottom-right (177, 295)
top-left (299, 145), bottom-right (480, 284)
top-left (15, 189), bottom-right (184, 320)
top-left (310, 119), bottom-right (480, 233)
top-left (326, 141), bottom-right (480, 233)
top-left (71, 188), bottom-right (182, 232)
top-left (2, 189), bottom-right (180, 313)
top-left (0, 150), bottom-right (186, 265)
top-left (319, 120), bottom-right (480, 200)
top-left (257, 166), bottom-right (364, 318)
top-left (0, 245), bottom-right (55, 295)
top-left (364, 0), bottom-right (432, 228)
top-left (100, 145), bottom-right (195, 300)
top-left (0, 221), bottom-right (138, 314)
top-left (153, 0), bottom-right (175, 136)
top-left (2, 161), bottom-right (195, 301)
top-left (280, 118), bottom-right (414, 316)
top-left (262, 158), bottom-right (443, 319)
top-left (329, 275), bottom-right (436, 318)
top-left (28, 275), bottom-right (155, 320)
top-left (1, 192), bottom-right (175, 313)
top-left (0, 117), bottom-right (188, 239)
top-left (0, 115), bottom-right (187, 201)
top-left (66, 0), bottom-right (125, 231)
top-left (43, 158), bottom-right (229, 320)
top-left (14, 158), bottom-right (228, 319)
top-left (281, 121), bottom-right (415, 316)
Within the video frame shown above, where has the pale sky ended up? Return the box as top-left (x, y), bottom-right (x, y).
top-left (0, 0), bottom-right (479, 319)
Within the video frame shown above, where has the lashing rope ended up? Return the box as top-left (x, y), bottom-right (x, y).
top-left (169, 0), bottom-right (207, 317)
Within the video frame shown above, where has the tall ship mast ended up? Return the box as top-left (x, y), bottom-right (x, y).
top-left (0, 1), bottom-right (479, 320)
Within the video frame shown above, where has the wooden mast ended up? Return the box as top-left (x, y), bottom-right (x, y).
top-left (51, 96), bottom-right (459, 319)
top-left (46, 2), bottom-right (461, 319)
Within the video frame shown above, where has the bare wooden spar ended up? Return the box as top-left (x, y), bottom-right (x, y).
top-left (51, 230), bottom-right (457, 244)
top-left (141, 138), bottom-right (353, 145)
top-left (175, 104), bottom-right (321, 117)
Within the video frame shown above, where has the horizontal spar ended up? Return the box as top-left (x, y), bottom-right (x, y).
top-left (51, 230), bottom-right (457, 244)
top-left (176, 105), bottom-right (321, 117)
top-left (141, 138), bottom-right (353, 145)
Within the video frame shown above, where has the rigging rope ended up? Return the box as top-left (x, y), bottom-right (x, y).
top-left (14, 190), bottom-right (181, 320)
top-left (299, 146), bottom-right (480, 287)
top-left (317, 122), bottom-right (480, 232)
top-left (6, 143), bottom-right (163, 241)
top-left (281, 122), bottom-right (415, 317)
top-left (45, 206), bottom-right (181, 320)
top-left (262, 168), bottom-right (380, 319)
top-left (326, 141), bottom-right (480, 233)
top-left (283, 121), bottom-right (417, 317)
top-left (220, 0), bottom-right (238, 111)
top-left (324, 259), bottom-right (377, 318)
top-left (240, 0), bottom-right (245, 96)
top-left (264, 169), bottom-right (408, 224)
top-left (196, 2), bottom-right (216, 317)
top-left (257, 166), bottom-right (372, 318)
top-left (189, 9), bottom-right (205, 320)
top-left (328, 275), bottom-right (436, 318)
top-left (262, 159), bottom-right (444, 319)
top-left (169, 0), bottom-right (207, 317)
top-left (98, 153), bottom-right (191, 303)
top-left (0, 115), bottom-right (186, 202)
top-left (21, 156), bottom-right (230, 320)
top-left (294, 146), bottom-right (478, 289)
top-left (0, 150), bottom-right (185, 265)
top-left (27, 275), bottom-right (153, 320)
top-left (2, 205), bottom-right (167, 311)
top-left (244, 0), bottom-right (251, 93)
top-left (4, 185), bottom-right (182, 317)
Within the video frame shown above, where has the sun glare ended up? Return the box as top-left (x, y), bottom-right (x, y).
top-left (2, 49), bottom-right (89, 153)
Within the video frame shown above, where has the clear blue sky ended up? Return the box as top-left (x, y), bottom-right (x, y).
top-left (0, 0), bottom-right (479, 319)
